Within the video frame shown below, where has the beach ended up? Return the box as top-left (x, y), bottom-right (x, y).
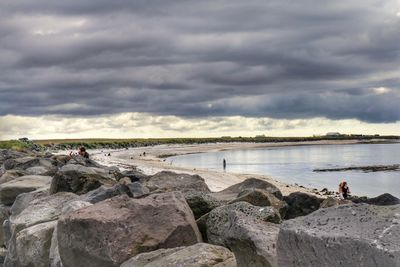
top-left (84, 139), bottom-right (389, 196)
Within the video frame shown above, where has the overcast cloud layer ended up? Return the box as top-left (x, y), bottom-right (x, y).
top-left (0, 0), bottom-right (399, 126)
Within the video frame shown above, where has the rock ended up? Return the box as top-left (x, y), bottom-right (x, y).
top-left (0, 175), bottom-right (52, 205)
top-left (320, 197), bottom-right (352, 208)
top-left (144, 171), bottom-right (211, 193)
top-left (127, 181), bottom-right (150, 198)
top-left (10, 188), bottom-right (49, 217)
top-left (79, 184), bottom-right (131, 204)
top-left (0, 205), bottom-right (10, 247)
top-left (3, 156), bottom-right (54, 171)
top-left (0, 247), bottom-right (6, 264)
top-left (57, 192), bottom-right (202, 267)
top-left (229, 189), bottom-right (288, 218)
top-left (206, 202), bottom-right (281, 247)
top-left (10, 192), bottom-right (78, 234)
top-left (61, 200), bottom-right (92, 215)
top-left (0, 150), bottom-right (27, 165)
top-left (25, 166), bottom-right (51, 175)
top-left (66, 156), bottom-right (104, 168)
top-left (0, 170), bottom-right (27, 184)
top-left (50, 164), bottom-right (116, 195)
top-left (121, 243), bottom-right (236, 267)
top-left (212, 178), bottom-right (283, 202)
top-left (3, 219), bottom-right (11, 248)
top-left (50, 201), bottom-right (92, 267)
top-left (277, 204), bottom-right (400, 267)
top-left (283, 192), bottom-right (323, 219)
top-left (351, 193), bottom-right (400, 206)
top-left (185, 191), bottom-right (222, 219)
top-left (49, 224), bottom-right (62, 267)
top-left (5, 192), bottom-right (78, 266)
top-left (204, 201), bottom-right (280, 267)
top-left (15, 221), bottom-right (56, 267)
top-left (117, 169), bottom-right (149, 182)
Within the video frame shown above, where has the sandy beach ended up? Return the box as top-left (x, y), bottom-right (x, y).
top-left (82, 139), bottom-right (390, 196)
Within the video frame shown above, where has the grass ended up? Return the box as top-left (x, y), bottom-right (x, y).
top-left (0, 140), bottom-right (29, 151)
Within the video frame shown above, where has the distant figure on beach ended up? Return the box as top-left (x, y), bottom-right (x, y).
top-left (223, 159), bottom-right (226, 170)
top-left (70, 147), bottom-right (89, 159)
top-left (143, 152), bottom-right (146, 156)
top-left (338, 181), bottom-right (350, 199)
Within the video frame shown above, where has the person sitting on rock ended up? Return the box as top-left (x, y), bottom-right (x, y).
top-left (70, 147), bottom-right (90, 159)
top-left (338, 181), bottom-right (350, 199)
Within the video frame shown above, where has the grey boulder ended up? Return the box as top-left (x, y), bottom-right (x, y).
top-left (144, 171), bottom-right (211, 193)
top-left (57, 192), bottom-right (202, 267)
top-left (3, 156), bottom-right (53, 171)
top-left (229, 188), bottom-right (288, 218)
top-left (212, 178), bottom-right (283, 202)
top-left (205, 202), bottom-right (280, 267)
top-left (283, 191), bottom-right (323, 219)
top-left (15, 221), bottom-right (57, 267)
top-left (50, 164), bottom-right (116, 195)
top-left (277, 204), bottom-right (400, 267)
top-left (0, 170), bottom-right (27, 184)
top-left (121, 243), bottom-right (236, 267)
top-left (0, 175), bottom-right (52, 205)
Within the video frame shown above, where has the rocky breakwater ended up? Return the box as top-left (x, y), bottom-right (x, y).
top-left (1, 148), bottom-right (400, 267)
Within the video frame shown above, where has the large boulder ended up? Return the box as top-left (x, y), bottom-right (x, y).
top-left (205, 202), bottom-right (280, 267)
top-left (121, 243), bottom-right (236, 267)
top-left (10, 192), bottom-right (78, 234)
top-left (229, 189), bottom-right (288, 218)
top-left (185, 191), bottom-right (223, 219)
top-left (5, 192), bottom-right (79, 266)
top-left (0, 170), bottom-right (28, 184)
top-left (144, 171), bottom-right (211, 193)
top-left (0, 205), bottom-right (10, 246)
top-left (15, 221), bottom-right (57, 267)
top-left (320, 197), bottom-right (352, 208)
top-left (116, 169), bottom-right (149, 182)
top-left (10, 188), bottom-right (49, 217)
top-left (50, 200), bottom-right (92, 267)
top-left (212, 178), bottom-right (282, 202)
top-left (57, 192), bottom-right (202, 267)
top-left (0, 150), bottom-right (27, 165)
top-left (277, 204), bottom-right (400, 267)
top-left (50, 164), bottom-right (116, 195)
top-left (3, 156), bottom-right (54, 171)
top-left (283, 192), bottom-right (323, 219)
top-left (0, 175), bottom-right (52, 205)
top-left (351, 193), bottom-right (400, 206)
top-left (206, 202), bottom-right (281, 247)
top-left (79, 184), bottom-right (131, 204)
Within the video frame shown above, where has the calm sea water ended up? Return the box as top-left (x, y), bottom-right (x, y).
top-left (168, 143), bottom-right (400, 197)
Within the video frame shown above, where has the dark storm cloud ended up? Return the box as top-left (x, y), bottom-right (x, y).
top-left (0, 0), bottom-right (399, 122)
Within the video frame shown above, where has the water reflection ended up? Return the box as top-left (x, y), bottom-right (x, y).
top-left (168, 143), bottom-right (400, 197)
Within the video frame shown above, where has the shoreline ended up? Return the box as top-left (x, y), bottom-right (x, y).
top-left (84, 139), bottom-right (391, 196)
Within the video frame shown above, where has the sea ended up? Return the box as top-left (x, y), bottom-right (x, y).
top-left (167, 143), bottom-right (400, 197)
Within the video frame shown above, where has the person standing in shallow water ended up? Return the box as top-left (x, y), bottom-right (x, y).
top-left (223, 159), bottom-right (226, 170)
top-left (338, 181), bottom-right (350, 199)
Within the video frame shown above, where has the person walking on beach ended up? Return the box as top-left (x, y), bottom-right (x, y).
top-left (338, 181), bottom-right (350, 199)
top-left (223, 158), bottom-right (226, 170)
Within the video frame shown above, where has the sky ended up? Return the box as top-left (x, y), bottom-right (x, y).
top-left (0, 0), bottom-right (399, 140)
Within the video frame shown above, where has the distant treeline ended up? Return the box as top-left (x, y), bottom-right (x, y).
top-left (1, 135), bottom-right (398, 151)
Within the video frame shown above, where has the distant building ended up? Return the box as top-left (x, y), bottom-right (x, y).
top-left (326, 132), bottom-right (341, 136)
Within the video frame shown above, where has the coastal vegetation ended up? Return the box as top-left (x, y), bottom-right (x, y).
top-left (1, 134), bottom-right (398, 151)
